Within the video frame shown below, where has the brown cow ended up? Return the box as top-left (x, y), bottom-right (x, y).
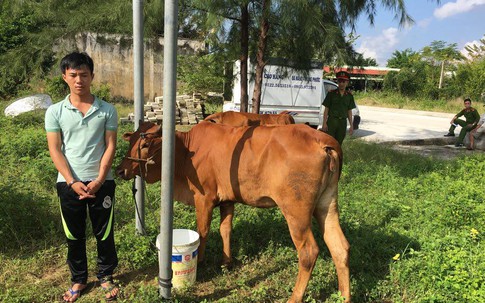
top-left (204, 110), bottom-right (295, 126)
top-left (116, 121), bottom-right (350, 303)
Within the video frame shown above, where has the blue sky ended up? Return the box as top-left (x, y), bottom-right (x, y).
top-left (351, 0), bottom-right (485, 66)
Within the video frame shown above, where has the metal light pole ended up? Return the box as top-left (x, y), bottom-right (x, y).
top-left (159, 0), bottom-right (178, 299)
top-left (133, 0), bottom-right (145, 235)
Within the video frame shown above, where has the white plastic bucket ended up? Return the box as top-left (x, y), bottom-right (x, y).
top-left (157, 229), bottom-right (200, 288)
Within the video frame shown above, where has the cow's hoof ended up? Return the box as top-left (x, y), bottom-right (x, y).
top-left (221, 257), bottom-right (239, 270)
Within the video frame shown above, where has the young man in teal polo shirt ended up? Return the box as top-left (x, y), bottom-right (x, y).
top-left (322, 71), bottom-right (356, 145)
top-left (45, 52), bottom-right (119, 302)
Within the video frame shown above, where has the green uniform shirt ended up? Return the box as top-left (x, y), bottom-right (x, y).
top-left (323, 89), bottom-right (356, 119)
top-left (456, 107), bottom-right (480, 124)
top-left (45, 95), bottom-right (118, 182)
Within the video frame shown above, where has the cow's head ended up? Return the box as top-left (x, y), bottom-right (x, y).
top-left (116, 122), bottom-right (162, 183)
top-left (203, 112), bottom-right (223, 124)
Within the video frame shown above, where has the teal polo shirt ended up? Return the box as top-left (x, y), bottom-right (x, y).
top-left (45, 95), bottom-right (118, 182)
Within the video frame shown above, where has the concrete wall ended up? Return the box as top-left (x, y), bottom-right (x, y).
top-left (56, 32), bottom-right (205, 101)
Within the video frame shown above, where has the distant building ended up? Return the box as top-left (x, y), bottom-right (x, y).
top-left (323, 66), bottom-right (400, 92)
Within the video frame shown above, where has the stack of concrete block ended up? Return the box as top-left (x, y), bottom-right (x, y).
top-left (178, 94), bottom-right (204, 125)
top-left (121, 93), bottom-right (205, 125)
top-left (176, 95), bottom-right (190, 125)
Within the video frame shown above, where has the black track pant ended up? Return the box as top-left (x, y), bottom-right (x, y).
top-left (56, 181), bottom-right (118, 285)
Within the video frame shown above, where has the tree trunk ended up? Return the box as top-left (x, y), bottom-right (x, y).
top-left (438, 60), bottom-right (445, 89)
top-left (252, 0), bottom-right (270, 114)
top-left (239, 4), bottom-right (249, 113)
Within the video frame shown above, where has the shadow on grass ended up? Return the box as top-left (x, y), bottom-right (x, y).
top-left (344, 221), bottom-right (419, 302)
top-left (160, 203), bottom-right (419, 302)
top-left (0, 185), bottom-right (65, 257)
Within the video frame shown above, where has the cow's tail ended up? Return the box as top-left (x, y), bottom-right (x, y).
top-left (324, 146), bottom-right (342, 180)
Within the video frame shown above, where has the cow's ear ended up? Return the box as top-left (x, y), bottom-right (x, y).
top-left (123, 132), bottom-right (134, 141)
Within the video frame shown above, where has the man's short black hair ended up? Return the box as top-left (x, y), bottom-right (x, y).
top-left (60, 52), bottom-right (94, 74)
top-left (464, 98), bottom-right (472, 103)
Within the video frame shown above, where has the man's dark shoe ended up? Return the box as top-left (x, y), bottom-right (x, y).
top-left (444, 133), bottom-right (455, 137)
top-left (455, 143), bottom-right (464, 147)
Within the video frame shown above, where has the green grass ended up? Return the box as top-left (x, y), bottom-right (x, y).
top-left (0, 100), bottom-right (484, 302)
top-left (355, 91), bottom-right (469, 114)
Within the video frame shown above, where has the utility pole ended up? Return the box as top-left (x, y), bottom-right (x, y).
top-left (133, 0), bottom-right (145, 234)
top-left (159, 0), bottom-right (177, 299)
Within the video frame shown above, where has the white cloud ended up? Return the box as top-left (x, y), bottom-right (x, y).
top-left (416, 18), bottom-right (432, 28)
top-left (356, 27), bottom-right (400, 66)
top-left (434, 0), bottom-right (485, 19)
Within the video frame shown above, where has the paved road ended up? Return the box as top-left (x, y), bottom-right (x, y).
top-left (353, 105), bottom-right (455, 143)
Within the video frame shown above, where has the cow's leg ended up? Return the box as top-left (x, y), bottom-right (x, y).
top-left (195, 203), bottom-right (215, 263)
top-left (314, 195), bottom-right (350, 303)
top-left (219, 201), bottom-right (234, 266)
top-left (282, 209), bottom-right (319, 303)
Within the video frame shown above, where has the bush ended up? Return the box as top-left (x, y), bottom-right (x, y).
top-left (422, 85), bottom-right (440, 100)
top-left (92, 82), bottom-right (112, 102)
top-left (395, 67), bottom-right (425, 97)
top-left (456, 59), bottom-right (485, 101)
top-left (177, 54), bottom-right (225, 95)
top-left (44, 75), bottom-right (68, 101)
top-left (383, 71), bottom-right (399, 91)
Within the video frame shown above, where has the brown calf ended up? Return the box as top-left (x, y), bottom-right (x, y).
top-left (204, 110), bottom-right (295, 126)
top-left (116, 121), bottom-right (350, 302)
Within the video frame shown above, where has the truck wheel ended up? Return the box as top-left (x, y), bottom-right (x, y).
top-left (353, 115), bottom-right (361, 130)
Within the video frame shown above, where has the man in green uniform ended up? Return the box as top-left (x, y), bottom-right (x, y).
top-left (444, 98), bottom-right (480, 147)
top-left (322, 71), bottom-right (356, 145)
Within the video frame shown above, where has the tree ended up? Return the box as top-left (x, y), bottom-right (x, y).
top-left (250, 1), bottom-right (351, 111)
top-left (452, 57), bottom-right (485, 101)
top-left (421, 40), bottom-right (464, 89)
top-left (0, 0), bottom-right (207, 99)
top-left (188, 0), bottom-right (415, 113)
top-left (251, 0), bottom-right (269, 114)
top-left (177, 54), bottom-right (225, 94)
top-left (0, 0), bottom-right (444, 104)
top-left (383, 40), bottom-right (480, 100)
top-left (249, 0), bottom-right (440, 111)
top-left (387, 48), bottom-right (418, 68)
top-left (188, 0), bottom-right (256, 112)
top-left (352, 53), bottom-right (378, 67)
top-left (0, 2), bottom-right (59, 98)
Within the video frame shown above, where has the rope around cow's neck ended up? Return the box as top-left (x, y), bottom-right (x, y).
top-left (124, 130), bottom-right (161, 179)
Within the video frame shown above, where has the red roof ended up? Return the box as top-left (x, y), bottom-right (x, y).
top-left (323, 66), bottom-right (399, 77)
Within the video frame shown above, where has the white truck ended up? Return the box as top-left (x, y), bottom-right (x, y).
top-left (223, 60), bottom-right (360, 128)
